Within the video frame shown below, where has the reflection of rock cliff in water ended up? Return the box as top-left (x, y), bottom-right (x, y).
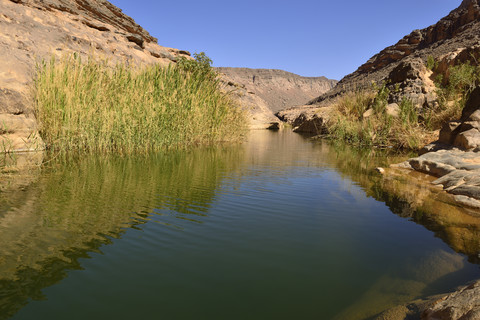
top-left (0, 147), bottom-right (245, 319)
top-left (319, 141), bottom-right (480, 264)
top-left (309, 140), bottom-right (480, 319)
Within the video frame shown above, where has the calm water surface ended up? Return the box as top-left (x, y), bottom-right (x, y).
top-left (1, 130), bottom-right (480, 320)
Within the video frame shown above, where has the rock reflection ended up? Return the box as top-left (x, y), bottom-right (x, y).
top-left (320, 140), bottom-right (480, 264)
top-left (319, 140), bottom-right (480, 319)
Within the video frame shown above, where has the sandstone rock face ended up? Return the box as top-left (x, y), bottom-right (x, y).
top-left (385, 58), bottom-right (438, 109)
top-left (217, 67), bottom-right (337, 114)
top-left (0, 0), bottom-right (191, 152)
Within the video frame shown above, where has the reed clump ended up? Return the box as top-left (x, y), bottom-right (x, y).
top-left (34, 53), bottom-right (247, 153)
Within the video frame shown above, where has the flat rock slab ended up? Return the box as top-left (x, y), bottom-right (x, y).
top-left (396, 149), bottom-right (480, 209)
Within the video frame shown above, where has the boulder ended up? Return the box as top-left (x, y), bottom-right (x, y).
top-left (388, 59), bottom-right (425, 84)
top-left (461, 86), bottom-right (480, 121)
top-left (363, 108), bottom-right (374, 119)
top-left (293, 115), bottom-right (327, 134)
top-left (432, 87), bottom-right (480, 150)
top-left (453, 128), bottom-right (480, 150)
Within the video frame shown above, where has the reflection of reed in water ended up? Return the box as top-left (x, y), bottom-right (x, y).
top-left (0, 146), bottom-right (244, 319)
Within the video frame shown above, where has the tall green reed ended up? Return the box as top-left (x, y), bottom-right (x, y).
top-left (34, 54), bottom-right (247, 153)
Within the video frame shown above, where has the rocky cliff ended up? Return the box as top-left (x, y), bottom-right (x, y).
top-left (217, 68), bottom-right (337, 113)
top-left (310, 0), bottom-right (480, 106)
top-left (0, 0), bottom-right (191, 152)
top-left (279, 0), bottom-right (480, 137)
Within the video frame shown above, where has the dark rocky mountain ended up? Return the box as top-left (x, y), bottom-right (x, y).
top-left (310, 0), bottom-right (480, 107)
top-left (278, 0), bottom-right (480, 139)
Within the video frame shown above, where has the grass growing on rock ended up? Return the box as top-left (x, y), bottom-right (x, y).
top-left (34, 53), bottom-right (247, 153)
top-left (326, 85), bottom-right (434, 150)
top-left (324, 60), bottom-right (480, 150)
top-left (432, 61), bottom-right (480, 127)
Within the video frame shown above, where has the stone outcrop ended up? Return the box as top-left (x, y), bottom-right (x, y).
top-left (276, 104), bottom-right (333, 134)
top-left (374, 280), bottom-right (480, 319)
top-left (436, 87), bottom-right (480, 150)
top-left (385, 57), bottom-right (438, 109)
top-left (0, 0), bottom-right (191, 152)
top-left (396, 149), bottom-right (480, 209)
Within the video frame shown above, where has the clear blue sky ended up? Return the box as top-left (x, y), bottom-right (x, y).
top-left (109, 0), bottom-right (461, 80)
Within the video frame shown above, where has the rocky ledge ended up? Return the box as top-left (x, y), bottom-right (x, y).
top-left (422, 280), bottom-right (480, 319)
top-left (395, 149), bottom-right (480, 209)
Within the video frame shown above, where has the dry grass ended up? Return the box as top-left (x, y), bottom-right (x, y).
top-left (326, 90), bottom-right (434, 150)
top-left (324, 60), bottom-right (480, 150)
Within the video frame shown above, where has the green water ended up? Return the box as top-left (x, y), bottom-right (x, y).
top-left (1, 130), bottom-right (480, 320)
